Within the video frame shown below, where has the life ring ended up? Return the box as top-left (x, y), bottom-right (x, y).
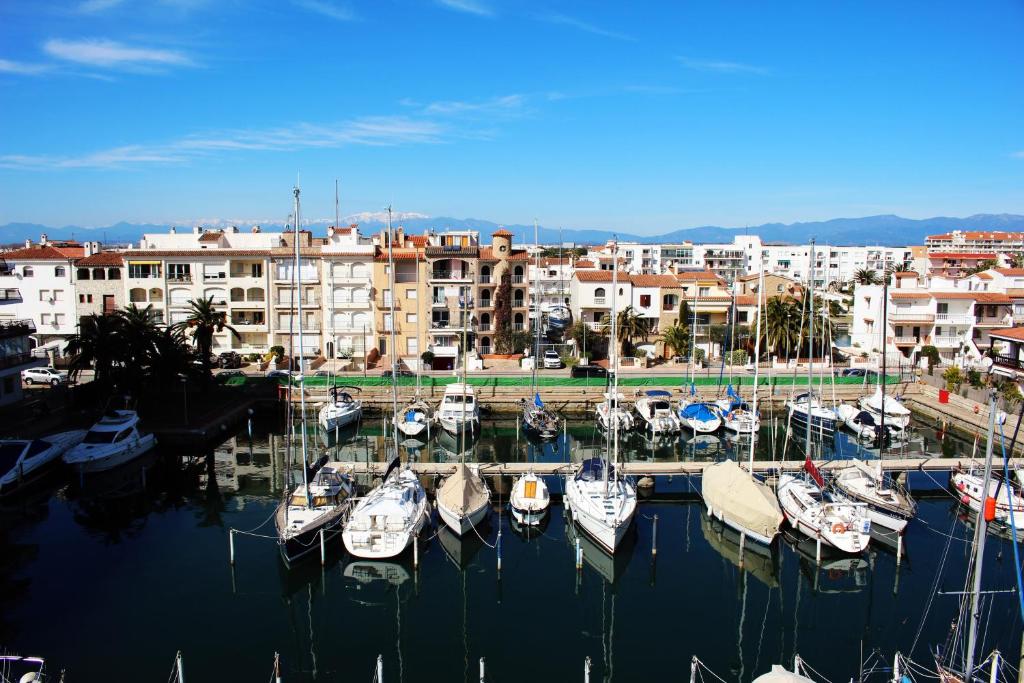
top-left (973, 405), bottom-right (980, 414)
top-left (831, 522), bottom-right (846, 534)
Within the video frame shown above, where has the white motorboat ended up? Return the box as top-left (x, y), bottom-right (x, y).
top-left (394, 397), bottom-right (432, 438)
top-left (720, 405), bottom-right (760, 435)
top-left (510, 470), bottom-right (550, 525)
top-left (564, 457), bottom-right (637, 554)
top-left (436, 382), bottom-right (480, 436)
top-left (858, 387), bottom-right (911, 433)
top-left (830, 459), bottom-right (916, 533)
top-left (0, 430), bottom-right (86, 495)
top-left (436, 462), bottom-right (491, 535)
top-left (952, 466), bottom-right (1024, 525)
top-left (319, 388), bottom-right (363, 432)
top-left (678, 399), bottom-right (722, 433)
top-left (701, 459), bottom-right (783, 545)
top-left (786, 392), bottom-right (838, 435)
top-left (835, 403), bottom-right (883, 440)
top-left (342, 461), bottom-right (430, 559)
top-left (63, 410), bottom-right (156, 473)
top-left (275, 462), bottom-right (354, 564)
top-left (633, 390), bottom-right (681, 434)
top-left (596, 391), bottom-right (634, 432)
top-left (777, 467), bottom-right (871, 553)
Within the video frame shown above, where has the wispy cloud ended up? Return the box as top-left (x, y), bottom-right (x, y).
top-left (78, 0), bottom-right (127, 12)
top-left (677, 57), bottom-right (769, 75)
top-left (0, 116), bottom-right (446, 170)
top-left (0, 58), bottom-right (52, 76)
top-left (292, 0), bottom-right (356, 21)
top-left (538, 14), bottom-right (634, 41)
top-left (436, 0), bottom-right (492, 17)
top-left (43, 38), bottom-right (195, 70)
top-left (1012, 151), bottom-right (1024, 159)
top-left (423, 94), bottom-right (525, 116)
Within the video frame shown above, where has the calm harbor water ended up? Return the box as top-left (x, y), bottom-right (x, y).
top-left (1, 412), bottom-right (1021, 683)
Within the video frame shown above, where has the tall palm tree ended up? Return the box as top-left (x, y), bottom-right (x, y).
top-left (660, 323), bottom-right (689, 358)
top-left (602, 305), bottom-right (645, 355)
top-left (852, 268), bottom-right (881, 286)
top-left (172, 297), bottom-right (240, 378)
top-left (117, 304), bottom-right (160, 376)
top-left (65, 313), bottom-right (125, 388)
top-left (148, 327), bottom-right (196, 390)
top-left (757, 295), bottom-right (801, 359)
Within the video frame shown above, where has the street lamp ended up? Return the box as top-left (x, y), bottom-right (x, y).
top-left (179, 374), bottom-right (188, 425)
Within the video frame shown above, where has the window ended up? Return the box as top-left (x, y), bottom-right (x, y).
top-left (149, 288), bottom-right (163, 302)
top-left (77, 268), bottom-right (90, 280)
top-left (406, 288), bottom-right (417, 299)
top-left (23, 267), bottom-right (33, 277)
top-left (129, 288), bottom-right (146, 303)
top-left (79, 294), bottom-right (85, 303)
top-left (40, 313), bottom-right (50, 325)
top-left (168, 263), bottom-right (191, 280)
top-left (92, 268), bottom-right (106, 280)
top-left (55, 266), bottom-right (65, 277)
top-left (406, 337), bottom-right (419, 354)
top-left (699, 287), bottom-right (709, 297)
top-left (108, 268), bottom-right (120, 280)
top-left (406, 313), bottom-right (417, 323)
top-left (128, 263), bottom-right (160, 278)
top-left (53, 289), bottom-right (64, 301)
top-left (39, 290), bottom-right (50, 301)
top-left (640, 294), bottom-right (652, 307)
top-left (663, 294), bottom-right (678, 308)
top-left (383, 289), bottom-right (392, 306)
top-left (87, 294), bottom-right (93, 303)
top-left (54, 314), bottom-right (65, 327)
top-left (594, 287), bottom-right (606, 302)
top-left (935, 326), bottom-right (943, 337)
top-left (937, 303), bottom-right (949, 314)
top-left (737, 311), bottom-right (748, 323)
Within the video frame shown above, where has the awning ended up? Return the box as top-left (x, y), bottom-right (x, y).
top-left (128, 260), bottom-right (162, 265)
top-left (431, 345), bottom-right (458, 357)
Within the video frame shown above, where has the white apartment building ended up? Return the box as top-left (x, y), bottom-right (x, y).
top-left (0, 237), bottom-right (83, 352)
top-left (926, 230), bottom-right (1024, 253)
top-left (528, 256), bottom-right (596, 315)
top-left (569, 270), bottom-right (632, 331)
top-left (321, 224), bottom-right (375, 362)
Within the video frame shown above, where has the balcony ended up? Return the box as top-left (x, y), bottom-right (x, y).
top-left (278, 322), bottom-right (322, 333)
top-left (594, 297), bottom-right (606, 305)
top-left (975, 317), bottom-right (1011, 327)
top-left (479, 275), bottom-right (493, 284)
top-left (893, 336), bottom-right (920, 346)
top-left (429, 270), bottom-right (472, 282)
top-left (375, 298), bottom-right (400, 310)
top-left (432, 297), bottom-right (448, 307)
top-left (230, 320), bottom-right (268, 332)
top-left (478, 299), bottom-right (493, 309)
top-left (168, 275), bottom-right (192, 284)
top-left (459, 297), bottom-right (474, 309)
top-left (994, 355), bottom-right (1024, 372)
top-left (330, 299), bottom-right (371, 309)
top-left (430, 320), bottom-right (469, 331)
top-left (935, 313), bottom-right (973, 325)
top-left (0, 351), bottom-right (37, 371)
top-left (933, 336), bottom-right (963, 348)
top-left (275, 296), bottom-right (320, 307)
top-left (512, 275), bottom-right (525, 284)
top-left (1014, 314), bottom-right (1024, 324)
top-left (890, 312), bottom-right (934, 323)
top-left (0, 319), bottom-right (36, 338)
top-left (512, 300), bottom-right (526, 309)
top-left (203, 273), bottom-right (227, 282)
top-left (478, 323), bottom-right (492, 332)
top-left (0, 288), bottom-right (22, 302)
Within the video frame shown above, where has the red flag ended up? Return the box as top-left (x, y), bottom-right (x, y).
top-left (804, 456), bottom-right (825, 488)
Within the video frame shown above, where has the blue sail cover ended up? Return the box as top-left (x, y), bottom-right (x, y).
top-left (534, 392), bottom-right (544, 408)
top-left (726, 384), bottom-right (742, 408)
top-left (646, 390), bottom-right (672, 398)
top-left (577, 457), bottom-right (614, 482)
top-left (681, 402), bottom-right (717, 421)
top-left (689, 383), bottom-right (696, 396)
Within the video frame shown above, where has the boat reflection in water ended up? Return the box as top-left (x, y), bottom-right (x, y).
top-left (342, 560), bottom-right (412, 596)
top-left (680, 434), bottom-right (723, 461)
top-left (438, 524), bottom-right (487, 570)
top-left (700, 511), bottom-right (780, 588)
top-left (567, 518), bottom-right (637, 585)
top-left (783, 529), bottom-right (871, 593)
top-left (434, 428), bottom-right (480, 463)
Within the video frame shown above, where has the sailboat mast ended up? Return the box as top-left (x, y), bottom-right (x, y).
top-left (749, 268), bottom-right (764, 472)
top-left (805, 239), bottom-right (815, 459)
top-left (690, 273), bottom-right (699, 384)
top-left (386, 208), bottom-right (400, 450)
top-left (965, 390), bottom-right (999, 680)
top-left (293, 186), bottom-right (311, 506)
top-left (533, 218), bottom-right (540, 392)
top-left (606, 239), bottom-right (618, 497)
top-left (880, 276), bottom-right (888, 455)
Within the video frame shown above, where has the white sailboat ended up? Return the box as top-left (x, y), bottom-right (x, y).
top-left (952, 464), bottom-right (1024, 527)
top-left (830, 459), bottom-right (916, 533)
top-left (678, 389), bottom-right (723, 433)
top-left (564, 241), bottom-right (637, 554)
top-left (701, 269), bottom-right (783, 546)
top-left (510, 470), bottom-right (549, 526)
top-left (716, 385), bottom-right (760, 435)
top-left (436, 462), bottom-right (491, 535)
top-left (276, 186), bottom-right (355, 565)
top-left (596, 391), bottom-right (634, 432)
top-left (0, 430), bottom-right (86, 494)
top-left (777, 461), bottom-right (871, 553)
top-left (63, 409), bottom-right (156, 473)
top-left (318, 386), bottom-right (362, 431)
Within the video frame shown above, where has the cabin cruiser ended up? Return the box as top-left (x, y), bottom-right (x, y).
top-left (829, 459), bottom-right (916, 533)
top-left (319, 387), bottom-right (363, 432)
top-left (857, 388), bottom-right (911, 434)
top-left (633, 390), bottom-right (681, 434)
top-left (63, 410), bottom-right (156, 473)
top-left (436, 383), bottom-right (480, 436)
top-left (436, 462), bottom-right (491, 535)
top-left (342, 461), bottom-right (430, 559)
top-left (564, 458), bottom-right (636, 553)
top-left (596, 391), bottom-right (634, 432)
top-left (952, 465), bottom-right (1024, 526)
top-left (510, 471), bottom-right (550, 526)
top-left (835, 404), bottom-right (885, 441)
top-left (275, 462), bottom-right (354, 564)
top-left (0, 430), bottom-right (86, 495)
top-left (777, 462), bottom-right (871, 553)
top-left (785, 392), bottom-right (838, 436)
top-left (521, 393), bottom-right (559, 440)
top-left (394, 398), bottom-right (432, 438)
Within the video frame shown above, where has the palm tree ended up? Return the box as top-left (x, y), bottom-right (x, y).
top-left (117, 304), bottom-right (160, 380)
top-left (1010, 252), bottom-right (1024, 269)
top-left (757, 295), bottom-right (801, 359)
top-left (172, 297), bottom-right (240, 378)
top-left (148, 327), bottom-right (196, 390)
top-left (660, 323), bottom-right (689, 358)
top-left (966, 258), bottom-right (999, 276)
top-left (65, 314), bottom-right (125, 389)
top-left (852, 268), bottom-right (881, 286)
top-left (602, 305), bottom-right (645, 355)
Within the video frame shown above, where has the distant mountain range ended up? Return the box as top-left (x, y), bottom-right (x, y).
top-left (3, 213), bottom-right (1024, 248)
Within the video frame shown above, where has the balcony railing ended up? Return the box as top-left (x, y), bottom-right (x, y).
top-left (594, 297), bottom-right (606, 305)
top-left (513, 300), bottom-right (525, 308)
top-left (893, 336), bottom-right (920, 345)
top-left (890, 312), bottom-right (934, 322)
top-left (478, 299), bottom-right (492, 308)
top-left (0, 288), bottom-right (22, 302)
top-left (478, 323), bottom-right (492, 332)
top-left (994, 355), bottom-right (1024, 371)
top-left (430, 270), bottom-right (471, 281)
top-left (168, 275), bottom-right (192, 283)
top-left (275, 296), bottom-right (320, 306)
top-left (935, 313), bottom-right (973, 325)
top-left (513, 323), bottom-right (525, 331)
top-left (278, 322), bottom-right (322, 332)
top-left (933, 336), bottom-right (963, 347)
top-left (432, 297), bottom-right (447, 306)
top-left (479, 276), bottom-right (493, 284)
top-left (0, 319), bottom-right (36, 336)
top-left (459, 297), bottom-right (474, 309)
top-left (512, 275), bottom-right (525, 284)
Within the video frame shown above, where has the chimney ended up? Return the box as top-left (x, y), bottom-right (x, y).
top-left (230, 225), bottom-right (239, 234)
top-left (193, 225), bottom-right (201, 234)
top-left (169, 226), bottom-right (176, 234)
top-left (251, 225), bottom-right (261, 233)
top-left (39, 233), bottom-right (48, 246)
top-left (84, 242), bottom-right (94, 257)
top-left (25, 238), bottom-right (31, 249)
top-left (397, 226), bottom-right (405, 245)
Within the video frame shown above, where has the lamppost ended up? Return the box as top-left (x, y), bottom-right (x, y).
top-left (179, 374), bottom-right (188, 425)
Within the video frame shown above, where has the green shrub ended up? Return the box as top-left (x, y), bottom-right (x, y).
top-left (1000, 380), bottom-right (1022, 406)
top-left (693, 348), bottom-right (706, 365)
top-left (860, 352), bottom-right (868, 359)
top-left (942, 366), bottom-right (963, 392)
top-left (268, 345), bottom-right (285, 360)
top-left (561, 355), bottom-right (579, 368)
top-left (967, 369), bottom-right (982, 388)
top-left (727, 349), bottom-right (748, 365)
top-left (420, 350), bottom-right (435, 364)
top-left (920, 345), bottom-right (940, 369)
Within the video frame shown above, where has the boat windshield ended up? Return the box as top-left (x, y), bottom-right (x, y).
top-left (445, 395), bottom-right (473, 405)
top-left (652, 400), bottom-right (670, 411)
top-left (0, 443), bottom-right (25, 473)
top-left (83, 430), bottom-right (118, 444)
top-left (290, 494), bottom-right (337, 507)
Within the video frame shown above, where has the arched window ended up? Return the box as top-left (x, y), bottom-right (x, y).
top-left (169, 288), bottom-right (191, 305)
top-left (513, 289), bottom-right (524, 306)
top-left (352, 287), bottom-right (368, 303)
top-left (514, 313), bottom-right (524, 329)
top-left (481, 336), bottom-right (491, 352)
top-left (247, 287), bottom-right (264, 302)
top-left (149, 288), bottom-right (163, 302)
top-left (513, 265), bottom-right (524, 283)
top-left (55, 266), bottom-right (66, 277)
top-left (352, 262), bottom-right (369, 278)
top-left (480, 265), bottom-right (491, 283)
top-left (22, 266), bottom-right (33, 278)
top-left (480, 289), bottom-right (492, 306)
top-left (92, 268), bottom-right (106, 281)
top-left (77, 268), bottom-right (90, 280)
top-left (230, 288), bottom-right (245, 302)
top-left (334, 287), bottom-right (352, 304)
top-left (480, 312), bottom-right (491, 330)
top-left (129, 288), bottom-right (146, 303)
top-left (594, 287), bottom-right (606, 300)
top-left (352, 312), bottom-right (369, 329)
top-left (108, 268), bottom-right (121, 280)
top-left (204, 288), bottom-right (227, 305)
top-left (332, 312), bottom-right (350, 329)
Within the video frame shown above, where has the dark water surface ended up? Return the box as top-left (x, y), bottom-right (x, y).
top-left (2, 413), bottom-right (1021, 682)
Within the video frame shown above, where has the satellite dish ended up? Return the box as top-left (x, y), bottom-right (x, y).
top-left (980, 356), bottom-right (994, 371)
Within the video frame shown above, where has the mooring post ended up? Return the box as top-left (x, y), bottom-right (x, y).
top-left (229, 529), bottom-right (235, 565)
top-left (575, 537), bottom-right (582, 570)
top-left (176, 650), bottom-right (185, 683)
top-left (738, 531), bottom-right (746, 568)
top-left (585, 656), bottom-right (592, 683)
top-left (413, 532), bottom-right (419, 568)
top-left (651, 514), bottom-right (658, 558)
top-left (896, 532), bottom-right (903, 566)
top-left (274, 652), bottom-right (281, 683)
top-left (690, 656), bottom-right (698, 683)
top-left (496, 528), bottom-right (502, 573)
top-left (377, 654), bottom-right (383, 683)
top-left (247, 408), bottom-right (254, 442)
top-left (320, 528), bottom-right (326, 566)
top-left (480, 657), bottom-right (486, 683)
top-left (815, 534), bottom-right (821, 566)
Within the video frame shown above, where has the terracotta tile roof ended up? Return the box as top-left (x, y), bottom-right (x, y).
top-left (631, 274), bottom-right (681, 288)
top-left (540, 257), bottom-right (571, 267)
top-left (1006, 288), bottom-right (1024, 298)
top-left (198, 231), bottom-right (224, 242)
top-left (928, 252), bottom-right (998, 259)
top-left (929, 292), bottom-right (975, 299)
top-left (890, 291), bottom-right (932, 299)
top-left (124, 249), bottom-right (272, 257)
top-left (989, 327), bottom-right (1024, 341)
top-left (574, 270), bottom-right (632, 283)
top-left (491, 228), bottom-right (514, 238)
top-left (1, 245), bottom-right (80, 260)
top-left (974, 292), bottom-right (1012, 304)
top-left (893, 271), bottom-right (918, 278)
top-left (995, 268), bottom-right (1024, 276)
top-left (929, 231), bottom-right (1024, 241)
top-left (674, 270), bottom-right (725, 284)
top-left (574, 259), bottom-right (596, 268)
top-left (374, 248), bottom-right (423, 261)
top-left (407, 235), bottom-right (428, 247)
top-left (479, 247), bottom-right (529, 260)
top-left (975, 272), bottom-right (993, 280)
top-left (76, 251), bottom-right (124, 266)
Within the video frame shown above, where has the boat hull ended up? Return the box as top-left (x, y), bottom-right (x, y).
top-left (438, 500), bottom-right (490, 536)
top-left (438, 415), bottom-right (479, 437)
top-left (278, 506), bottom-right (349, 565)
top-left (319, 406), bottom-right (362, 432)
top-left (342, 508), bottom-right (428, 560)
top-left (63, 435), bottom-right (157, 473)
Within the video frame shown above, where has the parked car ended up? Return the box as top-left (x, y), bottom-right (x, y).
top-left (382, 368), bottom-right (415, 379)
top-left (543, 349), bottom-right (563, 369)
top-left (840, 368), bottom-right (879, 380)
top-left (21, 367), bottom-right (67, 386)
top-left (570, 364), bottom-right (608, 379)
top-left (215, 370), bottom-right (245, 383)
top-left (217, 351), bottom-right (242, 369)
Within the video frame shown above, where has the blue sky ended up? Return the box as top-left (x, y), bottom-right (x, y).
top-left (1, 0), bottom-right (1022, 233)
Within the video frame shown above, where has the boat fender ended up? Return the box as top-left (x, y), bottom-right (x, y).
top-left (973, 404), bottom-right (980, 414)
top-left (984, 496), bottom-right (997, 522)
top-left (961, 494), bottom-right (971, 506)
top-left (956, 481), bottom-right (965, 491)
top-left (831, 522), bottom-right (846, 534)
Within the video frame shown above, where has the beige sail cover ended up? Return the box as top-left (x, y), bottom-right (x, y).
top-left (437, 463), bottom-right (489, 515)
top-left (702, 460), bottom-right (783, 540)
